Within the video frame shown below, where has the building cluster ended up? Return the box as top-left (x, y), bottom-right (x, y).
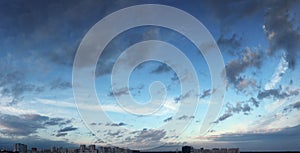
top-left (0, 144), bottom-right (139, 153)
top-left (1, 144), bottom-right (239, 153)
top-left (182, 146), bottom-right (239, 153)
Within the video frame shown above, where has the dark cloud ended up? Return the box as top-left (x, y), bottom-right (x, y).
top-left (90, 122), bottom-right (98, 126)
top-left (0, 70), bottom-right (43, 105)
top-left (107, 130), bottom-right (122, 137)
top-left (174, 96), bottom-right (181, 103)
top-left (125, 129), bottom-right (166, 145)
top-left (292, 101), bottom-right (300, 109)
top-left (105, 122), bottom-right (126, 127)
top-left (50, 79), bottom-right (72, 90)
top-left (257, 87), bottom-right (299, 100)
top-left (199, 89), bottom-right (216, 99)
top-left (95, 26), bottom-right (164, 77)
top-left (225, 48), bottom-right (262, 86)
top-left (290, 80), bottom-right (293, 85)
top-left (0, 0), bottom-right (131, 67)
top-left (44, 118), bottom-right (71, 126)
top-left (212, 125), bottom-right (300, 151)
top-left (249, 97), bottom-right (259, 108)
top-left (94, 138), bottom-right (105, 144)
top-left (214, 97), bottom-right (260, 123)
top-left (0, 113), bottom-right (71, 136)
top-left (57, 126), bottom-right (78, 133)
top-left (163, 117), bottom-right (173, 122)
top-left (214, 113), bottom-right (233, 123)
top-left (204, 0), bottom-right (263, 32)
top-left (151, 63), bottom-right (172, 74)
top-left (108, 87), bottom-right (129, 97)
top-left (263, 0), bottom-right (300, 69)
top-left (108, 84), bottom-right (145, 97)
top-left (173, 91), bottom-right (192, 103)
top-left (177, 115), bottom-right (195, 121)
top-left (56, 126), bottom-right (77, 138)
top-left (56, 133), bottom-right (68, 137)
top-left (217, 34), bottom-right (242, 54)
top-left (283, 101), bottom-right (300, 113)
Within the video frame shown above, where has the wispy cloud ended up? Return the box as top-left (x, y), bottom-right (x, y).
top-left (265, 54), bottom-right (288, 90)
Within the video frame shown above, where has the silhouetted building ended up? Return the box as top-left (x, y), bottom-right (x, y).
top-left (51, 146), bottom-right (57, 153)
top-left (79, 145), bottom-right (86, 152)
top-left (182, 146), bottom-right (193, 153)
top-left (131, 151), bottom-right (139, 153)
top-left (88, 145), bottom-right (97, 153)
top-left (31, 148), bottom-right (37, 153)
top-left (227, 148), bottom-right (239, 153)
top-left (88, 146), bottom-right (95, 152)
top-left (1, 150), bottom-right (15, 153)
top-left (14, 143), bottom-right (27, 153)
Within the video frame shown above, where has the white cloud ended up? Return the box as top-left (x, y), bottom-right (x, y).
top-left (36, 98), bottom-right (179, 116)
top-left (264, 54), bottom-right (288, 90)
top-left (0, 105), bottom-right (38, 115)
top-left (0, 95), bottom-right (38, 115)
top-left (264, 99), bottom-right (286, 113)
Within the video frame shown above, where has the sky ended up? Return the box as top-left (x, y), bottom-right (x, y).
top-left (0, 0), bottom-right (300, 151)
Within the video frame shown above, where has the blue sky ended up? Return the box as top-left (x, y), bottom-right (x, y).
top-left (0, 0), bottom-right (300, 151)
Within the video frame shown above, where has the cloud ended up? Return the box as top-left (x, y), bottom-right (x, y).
top-left (57, 126), bottom-right (78, 133)
top-left (292, 101), bottom-right (300, 110)
top-left (257, 87), bottom-right (299, 100)
top-left (45, 118), bottom-right (71, 126)
top-left (249, 97), bottom-right (259, 108)
top-left (173, 90), bottom-right (193, 103)
top-left (50, 79), bottom-right (72, 90)
top-left (108, 84), bottom-right (145, 97)
top-left (94, 138), bottom-right (105, 144)
top-left (236, 78), bottom-right (257, 91)
top-left (95, 27), bottom-right (164, 77)
top-left (106, 130), bottom-right (122, 137)
top-left (0, 113), bottom-right (72, 136)
top-left (125, 129), bottom-right (166, 148)
top-left (0, 0), bottom-right (131, 67)
top-left (177, 115), bottom-right (195, 121)
top-left (105, 122), bottom-right (127, 127)
top-left (263, 0), bottom-right (300, 69)
top-left (56, 133), bottom-right (68, 137)
top-left (163, 117), bottom-right (173, 122)
top-left (56, 126), bottom-right (77, 137)
top-left (283, 101), bottom-right (300, 113)
top-left (151, 63), bottom-right (172, 74)
top-left (225, 47), bottom-right (262, 86)
top-left (214, 113), bottom-right (233, 123)
top-left (212, 125), bottom-right (300, 151)
top-left (214, 97), bottom-right (260, 123)
top-left (0, 70), bottom-right (42, 105)
top-left (264, 54), bottom-right (289, 90)
top-left (200, 89), bottom-right (216, 99)
top-left (107, 87), bottom-right (129, 97)
top-left (217, 34), bottom-right (242, 54)
top-left (0, 104), bottom-right (38, 115)
top-left (204, 0), bottom-right (263, 32)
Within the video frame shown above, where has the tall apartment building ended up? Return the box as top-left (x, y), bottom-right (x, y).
top-left (14, 143), bottom-right (27, 153)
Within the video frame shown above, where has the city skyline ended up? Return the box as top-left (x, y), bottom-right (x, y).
top-left (2, 143), bottom-right (241, 153)
top-left (0, 0), bottom-right (300, 151)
